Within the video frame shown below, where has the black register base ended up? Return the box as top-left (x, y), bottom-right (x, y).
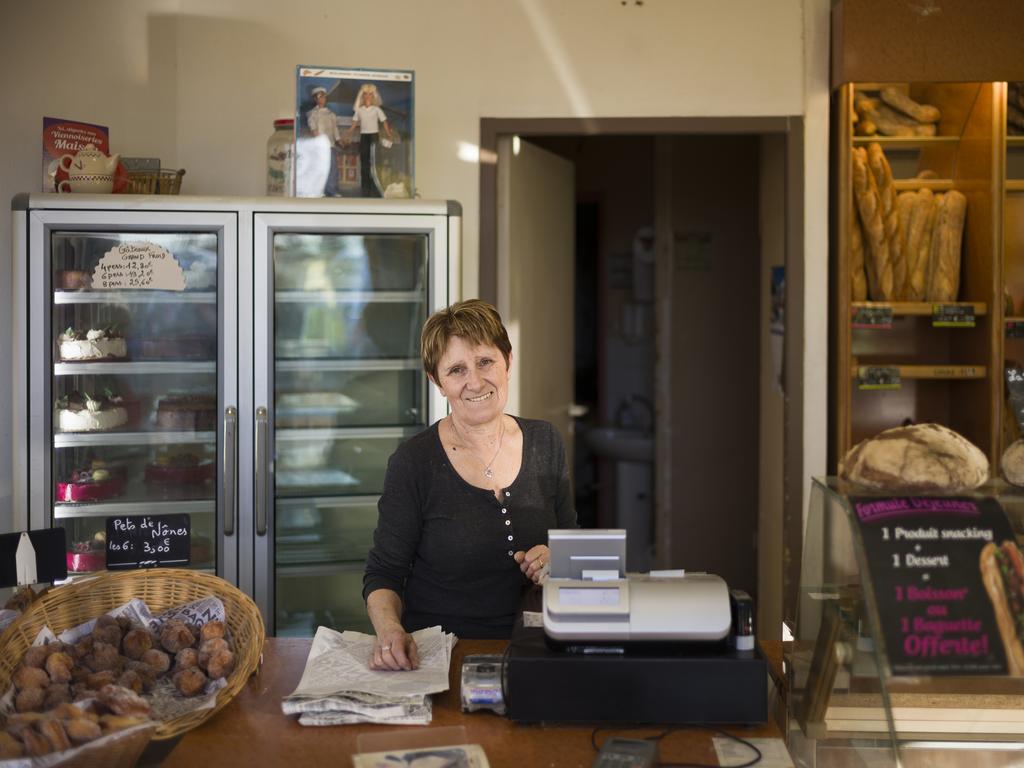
top-left (505, 626), bottom-right (768, 724)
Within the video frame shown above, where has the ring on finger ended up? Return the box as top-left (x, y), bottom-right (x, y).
top-left (381, 643), bottom-right (392, 652)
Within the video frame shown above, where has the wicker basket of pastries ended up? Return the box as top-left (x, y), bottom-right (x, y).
top-left (0, 569), bottom-right (264, 745)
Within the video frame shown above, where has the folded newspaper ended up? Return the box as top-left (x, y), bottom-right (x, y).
top-left (282, 625), bottom-right (457, 726)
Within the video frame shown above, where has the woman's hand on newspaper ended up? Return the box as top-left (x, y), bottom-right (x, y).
top-left (370, 625), bottom-right (420, 671)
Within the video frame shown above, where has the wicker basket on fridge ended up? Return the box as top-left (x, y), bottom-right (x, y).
top-left (0, 568), bottom-right (265, 740)
top-left (125, 168), bottom-right (185, 195)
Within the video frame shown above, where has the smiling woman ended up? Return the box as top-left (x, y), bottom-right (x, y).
top-left (362, 299), bottom-right (578, 669)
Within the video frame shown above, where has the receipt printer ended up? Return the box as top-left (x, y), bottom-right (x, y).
top-left (542, 573), bottom-right (732, 643)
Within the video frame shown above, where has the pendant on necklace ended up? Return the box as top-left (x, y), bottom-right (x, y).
top-left (484, 468), bottom-right (494, 479)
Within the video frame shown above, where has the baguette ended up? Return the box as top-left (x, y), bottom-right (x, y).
top-left (868, 143), bottom-right (902, 299)
top-left (903, 188), bottom-right (935, 301)
top-left (850, 206), bottom-right (868, 301)
top-left (925, 190), bottom-right (967, 302)
top-left (852, 147), bottom-right (893, 300)
top-left (880, 87), bottom-right (941, 124)
top-left (895, 191), bottom-right (916, 299)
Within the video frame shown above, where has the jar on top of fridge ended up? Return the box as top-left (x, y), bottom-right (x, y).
top-left (266, 118), bottom-right (295, 196)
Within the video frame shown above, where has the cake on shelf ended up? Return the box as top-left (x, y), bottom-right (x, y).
top-left (135, 334), bottom-right (216, 361)
top-left (55, 269), bottom-right (91, 290)
top-left (145, 450), bottom-right (215, 486)
top-left (67, 531), bottom-right (106, 573)
top-left (57, 326), bottom-right (127, 361)
top-left (55, 391), bottom-right (128, 432)
top-left (155, 394), bottom-right (216, 430)
top-left (56, 460), bottom-right (126, 502)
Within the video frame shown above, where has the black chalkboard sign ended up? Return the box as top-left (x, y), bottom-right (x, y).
top-left (105, 515), bottom-right (191, 571)
top-left (0, 529), bottom-right (67, 588)
top-left (851, 496), bottom-right (1016, 676)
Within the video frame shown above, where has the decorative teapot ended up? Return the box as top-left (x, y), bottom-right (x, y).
top-left (57, 144), bottom-right (120, 194)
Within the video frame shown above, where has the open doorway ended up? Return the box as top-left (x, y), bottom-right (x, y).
top-left (480, 118), bottom-right (800, 639)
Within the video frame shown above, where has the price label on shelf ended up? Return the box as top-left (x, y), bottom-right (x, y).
top-left (932, 304), bottom-right (975, 328)
top-left (105, 514), bottom-right (191, 570)
top-left (851, 305), bottom-right (893, 329)
top-left (92, 241), bottom-right (186, 291)
top-left (857, 366), bottom-right (900, 390)
top-left (850, 496), bottom-right (1016, 676)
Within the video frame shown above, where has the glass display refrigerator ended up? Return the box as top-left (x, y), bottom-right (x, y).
top-left (10, 195), bottom-right (459, 636)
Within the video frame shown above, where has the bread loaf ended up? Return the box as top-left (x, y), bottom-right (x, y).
top-left (880, 87), bottom-right (941, 124)
top-left (1003, 439), bottom-right (1024, 486)
top-left (850, 206), bottom-right (868, 301)
top-left (868, 143), bottom-right (902, 299)
top-left (852, 147), bottom-right (893, 300)
top-left (925, 189), bottom-right (967, 302)
top-left (840, 423), bottom-right (988, 492)
top-left (902, 188), bottom-right (935, 301)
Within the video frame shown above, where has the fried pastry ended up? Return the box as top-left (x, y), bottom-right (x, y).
top-left (200, 620), bottom-right (226, 642)
top-left (97, 684), bottom-right (151, 717)
top-left (160, 622), bottom-right (196, 654)
top-left (45, 651), bottom-right (75, 684)
top-left (140, 648), bottom-right (171, 674)
top-left (175, 647), bottom-right (199, 670)
top-left (38, 718), bottom-right (72, 753)
top-left (122, 629), bottom-right (154, 660)
top-left (173, 666), bottom-right (208, 697)
top-left (64, 717), bottom-right (102, 744)
top-left (15, 687), bottom-right (45, 713)
top-left (13, 665), bottom-right (50, 690)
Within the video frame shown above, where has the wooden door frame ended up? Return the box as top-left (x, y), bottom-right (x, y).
top-left (478, 116), bottom-right (806, 625)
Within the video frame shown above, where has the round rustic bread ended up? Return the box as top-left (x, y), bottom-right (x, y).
top-left (1002, 439), bottom-right (1024, 486)
top-left (839, 423), bottom-right (988, 492)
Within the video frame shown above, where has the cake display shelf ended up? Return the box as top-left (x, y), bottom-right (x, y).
top-left (53, 290), bottom-right (217, 304)
top-left (54, 361), bottom-right (216, 376)
top-left (53, 430), bottom-right (216, 448)
top-left (275, 561), bottom-right (366, 578)
top-left (275, 357), bottom-right (420, 372)
top-left (275, 494), bottom-right (380, 510)
top-left (273, 290), bottom-right (424, 304)
top-left (54, 498), bottom-right (215, 519)
top-left (274, 426), bottom-right (417, 442)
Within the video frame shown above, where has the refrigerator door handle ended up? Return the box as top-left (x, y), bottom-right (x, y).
top-left (255, 406), bottom-right (269, 537)
top-left (222, 406), bottom-right (238, 537)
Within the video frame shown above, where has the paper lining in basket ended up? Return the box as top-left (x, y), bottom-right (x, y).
top-left (0, 596), bottom-right (230, 765)
top-left (282, 625), bottom-right (456, 726)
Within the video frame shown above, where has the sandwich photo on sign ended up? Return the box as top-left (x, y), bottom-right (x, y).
top-left (980, 540), bottom-right (1024, 675)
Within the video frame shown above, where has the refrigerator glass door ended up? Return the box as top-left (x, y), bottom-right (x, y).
top-left (253, 214), bottom-right (448, 637)
top-left (28, 211), bottom-right (238, 583)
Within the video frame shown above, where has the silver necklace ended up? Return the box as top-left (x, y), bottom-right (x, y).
top-left (450, 415), bottom-right (505, 479)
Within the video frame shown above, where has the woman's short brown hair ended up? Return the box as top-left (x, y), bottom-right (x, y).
top-left (421, 299), bottom-right (512, 381)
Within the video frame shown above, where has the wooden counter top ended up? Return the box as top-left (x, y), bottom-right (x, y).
top-left (153, 637), bottom-right (781, 767)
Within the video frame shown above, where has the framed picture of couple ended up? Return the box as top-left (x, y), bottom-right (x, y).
top-left (294, 66), bottom-right (414, 199)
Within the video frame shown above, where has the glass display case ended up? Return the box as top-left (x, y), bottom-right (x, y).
top-left (788, 477), bottom-right (1024, 767)
top-left (11, 195), bottom-right (460, 637)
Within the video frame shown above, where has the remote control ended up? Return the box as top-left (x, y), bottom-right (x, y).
top-left (592, 737), bottom-right (658, 768)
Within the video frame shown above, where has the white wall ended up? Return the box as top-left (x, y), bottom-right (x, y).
top-left (0, 0), bottom-right (827, 535)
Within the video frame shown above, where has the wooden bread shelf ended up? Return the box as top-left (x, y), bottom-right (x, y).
top-left (833, 81), bottom-right (1002, 473)
top-left (851, 136), bottom-right (960, 148)
top-left (851, 301), bottom-right (987, 316)
top-left (852, 364), bottom-right (987, 380)
top-left (892, 179), bottom-right (957, 192)
top-left (1006, 180), bottom-right (1024, 193)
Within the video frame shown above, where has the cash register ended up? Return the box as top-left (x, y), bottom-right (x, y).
top-left (505, 529), bottom-right (767, 723)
